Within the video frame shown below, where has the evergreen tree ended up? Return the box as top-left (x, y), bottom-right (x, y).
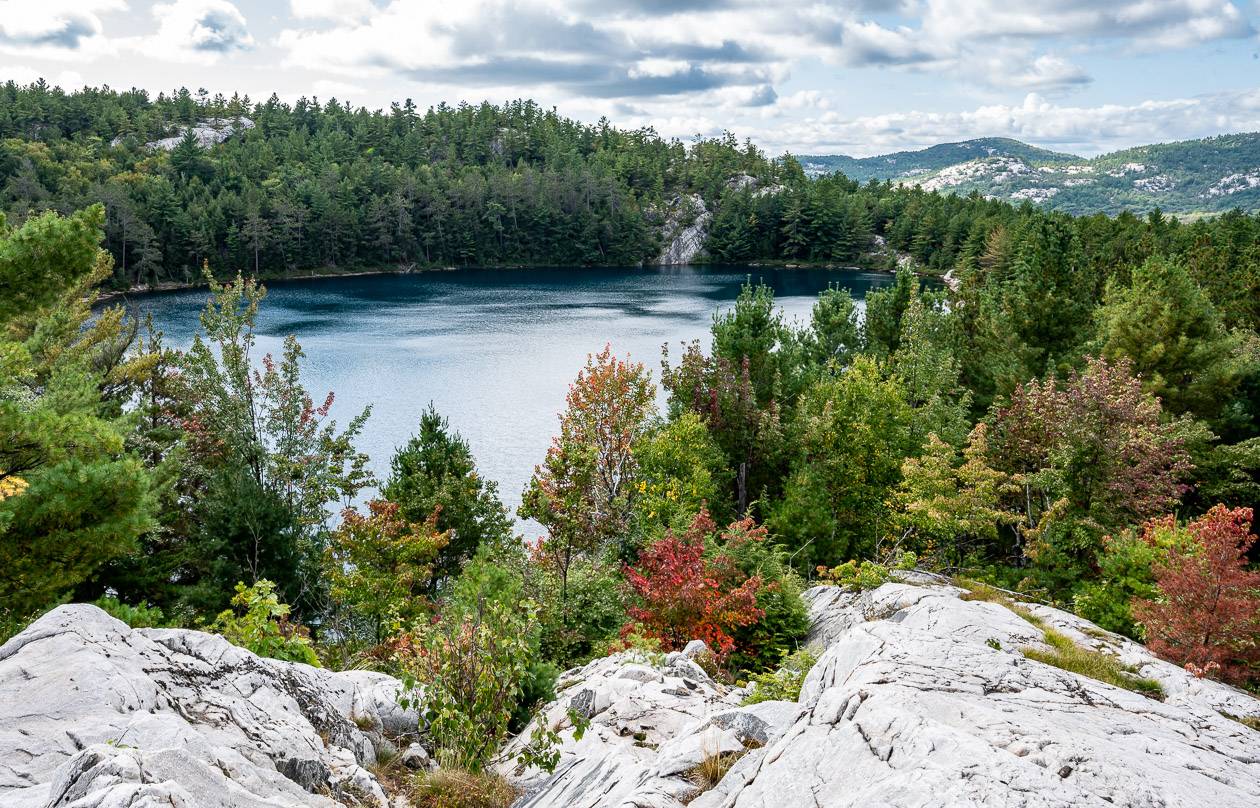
top-left (384, 405), bottom-right (513, 592)
top-left (1094, 255), bottom-right (1249, 424)
top-left (0, 207), bottom-right (154, 626)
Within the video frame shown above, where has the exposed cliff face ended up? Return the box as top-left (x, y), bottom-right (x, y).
top-left (110, 117), bottom-right (255, 150)
top-left (0, 604), bottom-right (414, 808)
top-left (654, 194), bottom-right (711, 265)
top-left (500, 582), bottom-right (1260, 808)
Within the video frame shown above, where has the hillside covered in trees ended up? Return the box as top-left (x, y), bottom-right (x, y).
top-left (5, 82), bottom-right (1260, 291)
top-left (801, 134), bottom-right (1260, 215)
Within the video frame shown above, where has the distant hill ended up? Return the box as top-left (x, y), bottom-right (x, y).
top-left (799, 138), bottom-right (1079, 183)
top-left (800, 133), bottom-right (1260, 215)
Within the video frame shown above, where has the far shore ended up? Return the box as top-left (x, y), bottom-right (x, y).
top-left (95, 256), bottom-right (935, 302)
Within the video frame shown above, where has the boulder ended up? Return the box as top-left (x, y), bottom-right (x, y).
top-left (0, 604), bottom-right (417, 807)
top-left (494, 649), bottom-right (746, 807)
top-left (502, 583), bottom-right (1260, 808)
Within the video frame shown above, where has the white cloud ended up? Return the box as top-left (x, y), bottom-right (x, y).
top-left (747, 90), bottom-right (1260, 156)
top-left (0, 1), bottom-right (124, 59)
top-left (289, 0), bottom-right (376, 25)
top-left (976, 51), bottom-right (1092, 91)
top-left (311, 78), bottom-right (365, 99)
top-left (0, 64), bottom-right (88, 88)
top-left (275, 0), bottom-right (1256, 109)
top-left (918, 0), bottom-right (1253, 48)
top-left (137, 0), bottom-right (254, 64)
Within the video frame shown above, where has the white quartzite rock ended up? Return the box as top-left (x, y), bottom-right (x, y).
top-left (505, 583), bottom-right (1260, 808)
top-left (0, 604), bottom-right (416, 808)
top-left (654, 194), bottom-right (711, 265)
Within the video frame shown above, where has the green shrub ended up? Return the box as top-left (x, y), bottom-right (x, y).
top-left (531, 559), bottom-right (626, 668)
top-left (208, 580), bottom-right (320, 666)
top-left (723, 519), bottom-right (811, 675)
top-left (817, 552), bottom-right (916, 591)
top-left (1074, 517), bottom-right (1192, 639)
top-left (512, 659), bottom-right (560, 732)
top-left (93, 596), bottom-right (170, 629)
top-left (742, 648), bottom-right (818, 705)
top-left (397, 597), bottom-right (536, 772)
top-left (597, 629), bottom-right (666, 667)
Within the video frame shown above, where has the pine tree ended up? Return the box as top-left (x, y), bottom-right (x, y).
top-left (384, 405), bottom-right (513, 593)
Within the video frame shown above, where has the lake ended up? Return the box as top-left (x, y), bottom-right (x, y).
top-left (129, 265), bottom-right (895, 522)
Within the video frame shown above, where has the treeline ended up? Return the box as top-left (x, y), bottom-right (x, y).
top-left (0, 82), bottom-right (786, 284)
top-left (3, 81), bottom-right (1260, 319)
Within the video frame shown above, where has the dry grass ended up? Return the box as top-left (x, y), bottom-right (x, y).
top-left (406, 767), bottom-right (518, 808)
top-left (1221, 712), bottom-right (1260, 732)
top-left (1010, 605), bottom-right (1164, 700)
top-left (956, 578), bottom-right (1008, 604)
top-left (957, 579), bottom-right (1164, 700)
top-left (688, 748), bottom-right (745, 792)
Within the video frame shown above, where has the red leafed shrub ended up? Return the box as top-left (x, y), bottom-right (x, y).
top-left (623, 510), bottom-right (763, 658)
top-left (1133, 505), bottom-right (1260, 685)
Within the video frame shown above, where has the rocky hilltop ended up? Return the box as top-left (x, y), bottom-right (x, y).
top-left (801, 133), bottom-right (1260, 215)
top-left (4, 581), bottom-right (1259, 807)
top-left (499, 580), bottom-right (1260, 808)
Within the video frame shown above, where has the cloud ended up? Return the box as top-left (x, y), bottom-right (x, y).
top-left (138, 0), bottom-right (254, 63)
top-left (278, 0), bottom-right (778, 102)
top-left (289, 0), bottom-right (377, 25)
top-left (0, 1), bottom-right (124, 58)
top-left (799, 0), bottom-right (1253, 89)
top-left (277, 0), bottom-right (1255, 108)
top-left (311, 78), bottom-right (366, 99)
top-left (979, 51), bottom-right (1092, 91)
top-left (0, 63), bottom-right (88, 88)
top-left (748, 89), bottom-right (1260, 156)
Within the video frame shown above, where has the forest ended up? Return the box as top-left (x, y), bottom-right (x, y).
top-left (2, 82), bottom-right (1260, 804)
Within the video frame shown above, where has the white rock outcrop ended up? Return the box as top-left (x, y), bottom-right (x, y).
top-left (654, 194), bottom-right (711, 265)
top-left (0, 604), bottom-right (415, 808)
top-left (110, 117), bottom-right (255, 150)
top-left (504, 582), bottom-right (1260, 808)
top-left (495, 640), bottom-right (801, 808)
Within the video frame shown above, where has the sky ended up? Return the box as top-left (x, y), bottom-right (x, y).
top-left (1, 1), bottom-right (1259, 157)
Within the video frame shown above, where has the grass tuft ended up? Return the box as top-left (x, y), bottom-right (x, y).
top-left (1220, 712), bottom-right (1260, 732)
top-left (1012, 606), bottom-right (1163, 699)
top-left (407, 767), bottom-right (518, 808)
top-left (955, 579), bottom-right (1164, 700)
top-left (688, 749), bottom-right (744, 791)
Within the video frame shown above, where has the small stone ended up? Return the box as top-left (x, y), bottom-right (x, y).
top-left (399, 743), bottom-right (434, 772)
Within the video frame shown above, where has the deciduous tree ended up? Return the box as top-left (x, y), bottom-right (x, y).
top-left (1133, 505), bottom-right (1260, 685)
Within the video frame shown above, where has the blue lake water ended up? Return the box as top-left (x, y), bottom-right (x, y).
top-left (129, 265), bottom-right (895, 521)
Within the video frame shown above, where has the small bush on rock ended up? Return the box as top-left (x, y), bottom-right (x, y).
top-left (622, 510), bottom-right (763, 661)
top-left (1133, 505), bottom-right (1260, 686)
top-left (742, 647), bottom-right (817, 704)
top-left (208, 580), bottom-right (319, 666)
top-left (817, 551), bottom-right (916, 591)
top-left (1074, 516), bottom-right (1195, 639)
top-left (689, 748), bottom-right (745, 791)
top-left (407, 767), bottom-right (517, 808)
top-left (93, 596), bottom-right (170, 628)
top-left (721, 517), bottom-right (810, 674)
top-left (395, 597), bottom-right (535, 772)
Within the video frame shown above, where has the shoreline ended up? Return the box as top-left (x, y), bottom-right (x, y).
top-left (95, 256), bottom-right (934, 303)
